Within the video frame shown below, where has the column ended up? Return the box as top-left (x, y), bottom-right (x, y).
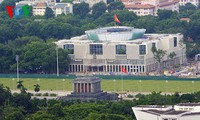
top-left (85, 83), bottom-right (87, 93)
top-left (89, 83), bottom-right (91, 92)
top-left (78, 83), bottom-right (80, 93)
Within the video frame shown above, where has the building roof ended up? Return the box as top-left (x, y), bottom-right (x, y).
top-left (125, 4), bottom-right (155, 9)
top-left (33, 2), bottom-right (47, 7)
top-left (54, 3), bottom-right (70, 8)
top-left (158, 0), bottom-right (179, 7)
top-left (177, 103), bottom-right (200, 106)
top-left (73, 76), bottom-right (101, 83)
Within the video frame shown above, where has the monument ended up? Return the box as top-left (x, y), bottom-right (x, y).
top-left (58, 76), bottom-right (118, 101)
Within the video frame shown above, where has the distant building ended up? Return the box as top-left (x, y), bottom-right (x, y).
top-left (56, 26), bottom-right (186, 73)
top-left (73, 0), bottom-right (107, 8)
top-left (53, 3), bottom-right (73, 16)
top-left (32, 2), bottom-right (48, 16)
top-left (179, 0), bottom-right (199, 6)
top-left (58, 76), bottom-right (118, 101)
top-left (132, 103), bottom-right (200, 120)
top-left (125, 4), bottom-right (155, 16)
top-left (122, 0), bottom-right (179, 16)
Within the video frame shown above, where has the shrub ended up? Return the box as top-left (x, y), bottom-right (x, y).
top-left (35, 93), bottom-right (42, 96)
top-left (43, 93), bottom-right (49, 96)
top-left (50, 93), bottom-right (57, 97)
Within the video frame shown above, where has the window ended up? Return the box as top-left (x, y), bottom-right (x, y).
top-left (116, 45), bottom-right (126, 55)
top-left (90, 44), bottom-right (103, 55)
top-left (174, 37), bottom-right (177, 47)
top-left (152, 42), bottom-right (156, 48)
top-left (63, 44), bottom-right (74, 54)
top-left (139, 45), bottom-right (146, 55)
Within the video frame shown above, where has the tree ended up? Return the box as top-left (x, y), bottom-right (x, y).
top-left (107, 1), bottom-right (124, 13)
top-left (45, 7), bottom-right (54, 19)
top-left (20, 41), bottom-right (70, 73)
top-left (157, 10), bottom-right (177, 20)
top-left (73, 2), bottom-right (90, 18)
top-left (151, 46), bottom-right (167, 72)
top-left (168, 52), bottom-right (176, 68)
top-left (17, 80), bottom-right (24, 90)
top-left (34, 84), bottom-right (40, 92)
top-left (0, 44), bottom-right (14, 73)
top-left (92, 2), bottom-right (107, 19)
top-left (0, 84), bottom-right (12, 106)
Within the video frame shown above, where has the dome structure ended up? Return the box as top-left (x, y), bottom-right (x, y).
top-left (85, 26), bottom-right (146, 41)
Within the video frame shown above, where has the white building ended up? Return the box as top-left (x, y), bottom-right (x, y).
top-left (179, 0), bottom-right (199, 6)
top-left (53, 3), bottom-right (73, 16)
top-left (125, 4), bottom-right (155, 16)
top-left (122, 0), bottom-right (179, 16)
top-left (55, 26), bottom-right (186, 73)
top-left (32, 2), bottom-right (48, 16)
top-left (132, 103), bottom-right (200, 120)
top-left (73, 0), bottom-right (107, 8)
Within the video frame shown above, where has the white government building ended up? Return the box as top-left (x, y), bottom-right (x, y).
top-left (132, 103), bottom-right (200, 120)
top-left (56, 26), bottom-right (186, 73)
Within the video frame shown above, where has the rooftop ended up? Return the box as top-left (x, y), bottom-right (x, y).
top-left (125, 4), bottom-right (155, 9)
top-left (53, 3), bottom-right (70, 8)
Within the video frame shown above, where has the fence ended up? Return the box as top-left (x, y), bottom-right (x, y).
top-left (0, 74), bottom-right (199, 81)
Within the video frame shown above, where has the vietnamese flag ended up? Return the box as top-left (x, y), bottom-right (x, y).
top-left (114, 14), bottom-right (121, 24)
top-left (121, 67), bottom-right (127, 74)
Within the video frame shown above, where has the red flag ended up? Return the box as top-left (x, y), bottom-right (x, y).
top-left (114, 14), bottom-right (121, 24)
top-left (121, 67), bottom-right (127, 74)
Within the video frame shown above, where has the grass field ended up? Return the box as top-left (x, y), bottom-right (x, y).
top-left (0, 78), bottom-right (199, 93)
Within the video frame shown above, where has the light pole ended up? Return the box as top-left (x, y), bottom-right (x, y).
top-left (16, 55), bottom-right (19, 81)
top-left (63, 79), bottom-right (65, 91)
top-left (192, 81), bottom-right (194, 93)
top-left (165, 80), bottom-right (168, 94)
top-left (56, 46), bottom-right (59, 76)
top-left (12, 78), bottom-right (15, 90)
top-left (139, 80), bottom-right (142, 93)
top-left (113, 79), bottom-right (116, 92)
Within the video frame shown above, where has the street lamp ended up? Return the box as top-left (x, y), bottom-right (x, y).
top-left (139, 80), bottom-right (142, 92)
top-left (192, 81), bottom-right (194, 93)
top-left (113, 79), bottom-right (116, 92)
top-left (62, 79), bottom-right (65, 91)
top-left (165, 80), bottom-right (168, 94)
top-left (12, 78), bottom-right (15, 90)
top-left (56, 46), bottom-right (59, 77)
top-left (16, 55), bottom-right (19, 81)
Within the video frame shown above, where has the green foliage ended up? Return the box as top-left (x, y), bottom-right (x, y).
top-left (107, 1), bottom-right (124, 13)
top-left (34, 84), bottom-right (40, 92)
top-left (73, 2), bottom-right (90, 18)
top-left (42, 93), bottom-right (49, 96)
top-left (45, 7), bottom-right (55, 19)
top-left (92, 2), bottom-right (107, 19)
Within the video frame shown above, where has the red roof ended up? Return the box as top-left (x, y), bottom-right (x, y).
top-left (125, 4), bottom-right (155, 9)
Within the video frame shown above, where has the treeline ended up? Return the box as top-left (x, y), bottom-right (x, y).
top-left (1, 84), bottom-right (200, 120)
top-left (0, 1), bottom-right (200, 73)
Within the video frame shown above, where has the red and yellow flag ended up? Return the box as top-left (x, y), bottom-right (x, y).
top-left (114, 14), bottom-right (121, 24)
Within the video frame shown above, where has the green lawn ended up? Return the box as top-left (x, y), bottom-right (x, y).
top-left (0, 78), bottom-right (199, 93)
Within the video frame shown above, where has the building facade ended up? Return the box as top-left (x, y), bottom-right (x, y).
top-left (179, 0), bottom-right (199, 6)
top-left (56, 26), bottom-right (186, 74)
top-left (53, 3), bottom-right (73, 16)
top-left (32, 2), bottom-right (48, 16)
top-left (58, 76), bottom-right (118, 101)
top-left (122, 0), bottom-right (179, 16)
top-left (132, 103), bottom-right (200, 120)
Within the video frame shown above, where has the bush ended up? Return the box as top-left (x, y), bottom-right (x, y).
top-left (127, 94), bottom-right (134, 98)
top-left (50, 93), bottom-right (57, 97)
top-left (43, 93), bottom-right (49, 96)
top-left (35, 93), bottom-right (42, 96)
